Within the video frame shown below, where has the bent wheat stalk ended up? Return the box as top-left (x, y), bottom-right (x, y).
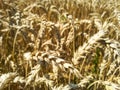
top-left (73, 30), bottom-right (107, 65)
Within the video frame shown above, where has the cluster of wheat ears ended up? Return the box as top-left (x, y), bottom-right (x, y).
top-left (0, 0), bottom-right (120, 90)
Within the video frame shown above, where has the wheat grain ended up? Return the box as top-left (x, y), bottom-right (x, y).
top-left (0, 73), bottom-right (17, 90)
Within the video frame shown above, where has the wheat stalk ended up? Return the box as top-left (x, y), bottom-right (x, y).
top-left (73, 30), bottom-right (107, 65)
top-left (0, 72), bottom-right (17, 90)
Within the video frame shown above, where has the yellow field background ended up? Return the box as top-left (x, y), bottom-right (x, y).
top-left (0, 0), bottom-right (120, 90)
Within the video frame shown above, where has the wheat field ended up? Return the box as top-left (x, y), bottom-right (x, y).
top-left (0, 0), bottom-right (120, 90)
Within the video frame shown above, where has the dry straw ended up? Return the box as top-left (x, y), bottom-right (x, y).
top-left (0, 0), bottom-right (120, 90)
